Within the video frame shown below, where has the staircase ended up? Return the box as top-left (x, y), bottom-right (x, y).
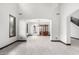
top-left (71, 17), bottom-right (79, 26)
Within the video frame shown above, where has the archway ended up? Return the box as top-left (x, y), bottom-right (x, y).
top-left (26, 19), bottom-right (52, 40)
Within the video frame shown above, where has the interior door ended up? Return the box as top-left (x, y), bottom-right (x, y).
top-left (39, 25), bottom-right (49, 36)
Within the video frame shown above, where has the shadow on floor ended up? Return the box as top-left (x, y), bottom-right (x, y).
top-left (71, 37), bottom-right (79, 47)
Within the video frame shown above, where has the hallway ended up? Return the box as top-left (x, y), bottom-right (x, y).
top-left (0, 36), bottom-right (79, 55)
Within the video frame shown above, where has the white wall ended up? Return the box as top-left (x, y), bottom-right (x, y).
top-left (60, 3), bottom-right (79, 44)
top-left (18, 3), bottom-right (60, 40)
top-left (0, 3), bottom-right (18, 48)
top-left (19, 20), bottom-right (26, 40)
top-left (28, 22), bottom-right (39, 36)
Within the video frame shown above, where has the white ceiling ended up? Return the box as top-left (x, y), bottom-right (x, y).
top-left (18, 3), bottom-right (60, 19)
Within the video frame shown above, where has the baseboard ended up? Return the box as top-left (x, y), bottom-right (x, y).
top-left (0, 40), bottom-right (27, 50)
top-left (71, 37), bottom-right (79, 40)
top-left (0, 39), bottom-right (70, 50)
top-left (60, 41), bottom-right (71, 45)
top-left (51, 40), bottom-right (61, 42)
top-left (0, 40), bottom-right (18, 50)
top-left (17, 40), bottom-right (27, 42)
top-left (51, 40), bottom-right (71, 45)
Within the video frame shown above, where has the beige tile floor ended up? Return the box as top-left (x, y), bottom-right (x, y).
top-left (0, 36), bottom-right (79, 55)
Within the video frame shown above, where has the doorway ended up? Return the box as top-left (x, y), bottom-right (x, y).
top-left (39, 25), bottom-right (49, 36)
top-left (26, 19), bottom-right (52, 40)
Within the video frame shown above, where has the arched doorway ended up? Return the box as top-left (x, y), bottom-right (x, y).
top-left (26, 19), bottom-right (52, 40)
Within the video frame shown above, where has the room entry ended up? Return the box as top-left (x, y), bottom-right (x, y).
top-left (19, 19), bottom-right (52, 40)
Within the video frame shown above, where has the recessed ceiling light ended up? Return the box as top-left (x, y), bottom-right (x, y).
top-left (56, 13), bottom-right (60, 15)
top-left (19, 13), bottom-right (23, 15)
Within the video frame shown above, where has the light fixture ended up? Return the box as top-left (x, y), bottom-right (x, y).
top-left (56, 13), bottom-right (60, 15)
top-left (19, 13), bottom-right (23, 15)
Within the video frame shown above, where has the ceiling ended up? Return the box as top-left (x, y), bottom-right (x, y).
top-left (18, 3), bottom-right (60, 19)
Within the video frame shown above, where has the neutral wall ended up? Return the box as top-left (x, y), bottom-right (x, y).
top-left (0, 3), bottom-right (18, 48)
top-left (27, 22), bottom-right (39, 36)
top-left (19, 20), bottom-right (26, 40)
top-left (18, 3), bottom-right (60, 40)
top-left (60, 3), bottom-right (79, 44)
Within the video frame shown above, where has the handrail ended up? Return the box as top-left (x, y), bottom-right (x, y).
top-left (71, 17), bottom-right (79, 26)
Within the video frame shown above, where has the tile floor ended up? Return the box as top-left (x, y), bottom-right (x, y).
top-left (0, 36), bottom-right (79, 55)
